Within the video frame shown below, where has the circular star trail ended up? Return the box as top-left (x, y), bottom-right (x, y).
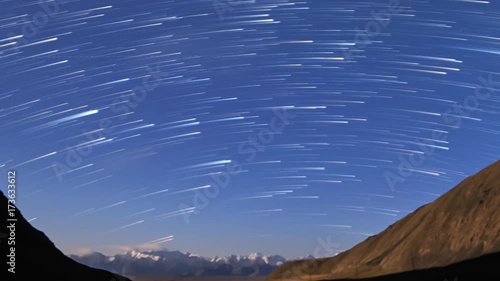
top-left (0, 0), bottom-right (499, 257)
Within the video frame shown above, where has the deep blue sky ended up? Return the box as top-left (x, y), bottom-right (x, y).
top-left (1, 0), bottom-right (499, 258)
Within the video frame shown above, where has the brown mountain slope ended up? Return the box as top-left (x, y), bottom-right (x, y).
top-left (266, 160), bottom-right (500, 281)
top-left (0, 191), bottom-right (132, 281)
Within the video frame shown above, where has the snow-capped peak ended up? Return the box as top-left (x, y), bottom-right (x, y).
top-left (128, 250), bottom-right (161, 261)
top-left (248, 252), bottom-right (264, 260)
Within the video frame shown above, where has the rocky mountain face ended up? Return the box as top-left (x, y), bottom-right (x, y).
top-left (0, 191), bottom-right (132, 281)
top-left (70, 250), bottom-right (287, 277)
top-left (266, 160), bottom-right (500, 281)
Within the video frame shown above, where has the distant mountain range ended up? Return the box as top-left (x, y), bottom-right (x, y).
top-left (70, 250), bottom-right (289, 277)
top-left (267, 160), bottom-right (500, 281)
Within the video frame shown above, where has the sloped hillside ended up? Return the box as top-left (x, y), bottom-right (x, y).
top-left (266, 160), bottom-right (500, 281)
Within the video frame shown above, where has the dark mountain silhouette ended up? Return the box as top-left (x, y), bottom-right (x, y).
top-left (266, 160), bottom-right (500, 281)
top-left (0, 191), bottom-right (132, 281)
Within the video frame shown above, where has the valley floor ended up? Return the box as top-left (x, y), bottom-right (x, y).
top-left (130, 276), bottom-right (264, 281)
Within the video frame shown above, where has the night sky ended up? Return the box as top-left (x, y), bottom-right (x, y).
top-left (1, 0), bottom-right (499, 258)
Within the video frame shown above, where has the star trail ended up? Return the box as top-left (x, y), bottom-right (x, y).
top-left (0, 0), bottom-right (499, 258)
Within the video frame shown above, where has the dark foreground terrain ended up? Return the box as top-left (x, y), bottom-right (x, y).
top-left (132, 276), bottom-right (264, 281)
top-left (0, 191), bottom-right (131, 281)
top-left (321, 251), bottom-right (500, 281)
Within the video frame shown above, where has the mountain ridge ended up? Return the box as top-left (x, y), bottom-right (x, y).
top-left (70, 249), bottom-right (288, 277)
top-left (266, 160), bottom-right (500, 281)
top-left (0, 190), bottom-right (132, 281)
